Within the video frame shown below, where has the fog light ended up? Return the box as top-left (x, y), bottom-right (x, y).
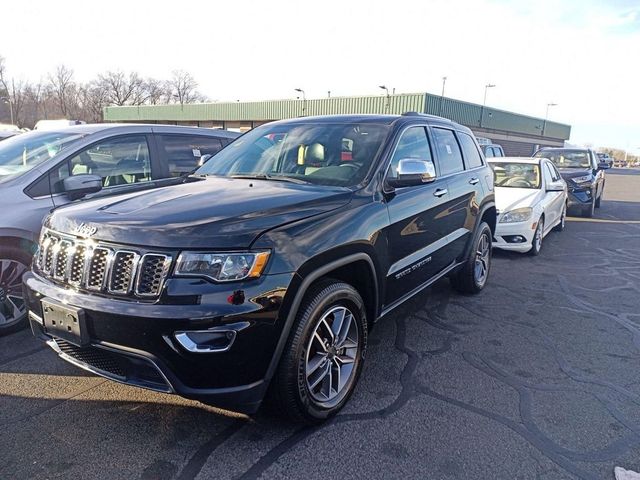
top-left (503, 235), bottom-right (527, 243)
top-left (174, 330), bottom-right (236, 353)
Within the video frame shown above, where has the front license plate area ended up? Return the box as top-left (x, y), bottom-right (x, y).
top-left (42, 298), bottom-right (89, 347)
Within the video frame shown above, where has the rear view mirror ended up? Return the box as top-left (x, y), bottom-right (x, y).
top-left (197, 154), bottom-right (213, 167)
top-left (63, 174), bottom-right (103, 200)
top-left (597, 162), bottom-right (611, 170)
top-left (387, 159), bottom-right (437, 188)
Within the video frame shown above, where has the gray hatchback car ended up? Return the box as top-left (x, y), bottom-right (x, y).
top-left (0, 124), bottom-right (239, 335)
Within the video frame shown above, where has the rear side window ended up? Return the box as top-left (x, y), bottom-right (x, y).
top-left (159, 135), bottom-right (224, 177)
top-left (458, 133), bottom-right (483, 169)
top-left (432, 128), bottom-right (464, 176)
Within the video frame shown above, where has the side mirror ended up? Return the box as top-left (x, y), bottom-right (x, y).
top-left (63, 174), bottom-right (103, 200)
top-left (597, 162), bottom-right (611, 170)
top-left (387, 159), bottom-right (437, 188)
top-left (546, 181), bottom-right (565, 192)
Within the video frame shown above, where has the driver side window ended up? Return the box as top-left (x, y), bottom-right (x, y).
top-left (57, 135), bottom-right (152, 192)
top-left (388, 127), bottom-right (433, 178)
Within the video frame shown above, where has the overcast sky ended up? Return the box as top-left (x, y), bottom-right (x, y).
top-left (1, 0), bottom-right (639, 151)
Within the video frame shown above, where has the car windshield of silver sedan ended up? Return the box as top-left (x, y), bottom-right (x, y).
top-left (195, 123), bottom-right (390, 187)
top-left (490, 162), bottom-right (541, 189)
top-left (0, 131), bottom-right (84, 183)
top-left (534, 150), bottom-right (591, 168)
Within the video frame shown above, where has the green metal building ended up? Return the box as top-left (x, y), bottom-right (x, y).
top-left (103, 92), bottom-right (571, 156)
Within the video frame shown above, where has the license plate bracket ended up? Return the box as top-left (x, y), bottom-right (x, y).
top-left (41, 298), bottom-right (89, 347)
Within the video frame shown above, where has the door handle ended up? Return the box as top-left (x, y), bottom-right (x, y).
top-left (469, 177), bottom-right (479, 185)
top-left (434, 188), bottom-right (448, 198)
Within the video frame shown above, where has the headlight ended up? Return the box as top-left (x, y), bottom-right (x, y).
top-left (500, 207), bottom-right (533, 223)
top-left (175, 251), bottom-right (270, 282)
top-left (571, 175), bottom-right (592, 184)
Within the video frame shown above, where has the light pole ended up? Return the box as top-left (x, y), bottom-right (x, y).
top-left (439, 76), bottom-right (447, 115)
top-left (483, 83), bottom-right (496, 107)
top-left (481, 83), bottom-right (495, 127)
top-left (0, 96), bottom-right (14, 125)
top-left (542, 102), bottom-right (557, 137)
top-left (294, 88), bottom-right (306, 116)
top-left (379, 85), bottom-right (390, 111)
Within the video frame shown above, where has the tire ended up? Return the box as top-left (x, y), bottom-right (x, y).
top-left (267, 279), bottom-right (367, 424)
top-left (450, 222), bottom-right (492, 294)
top-left (528, 217), bottom-right (544, 256)
top-left (0, 246), bottom-right (31, 336)
top-left (553, 204), bottom-right (566, 232)
top-left (595, 184), bottom-right (603, 208)
top-left (583, 198), bottom-right (595, 218)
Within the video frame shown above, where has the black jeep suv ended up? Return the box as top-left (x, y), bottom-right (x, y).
top-left (24, 113), bottom-right (496, 423)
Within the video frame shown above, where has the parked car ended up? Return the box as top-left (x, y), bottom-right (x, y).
top-left (533, 147), bottom-right (608, 217)
top-left (489, 157), bottom-right (567, 255)
top-left (0, 124), bottom-right (239, 335)
top-left (24, 113), bottom-right (497, 423)
top-left (475, 137), bottom-right (505, 158)
top-left (596, 152), bottom-right (614, 168)
top-left (0, 124), bottom-right (21, 142)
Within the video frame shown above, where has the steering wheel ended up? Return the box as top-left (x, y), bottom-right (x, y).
top-left (503, 176), bottom-right (532, 188)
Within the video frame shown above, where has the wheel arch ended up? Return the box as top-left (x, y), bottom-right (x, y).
top-left (263, 252), bottom-right (379, 389)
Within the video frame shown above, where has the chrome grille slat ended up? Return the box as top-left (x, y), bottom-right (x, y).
top-left (53, 240), bottom-right (72, 281)
top-left (135, 254), bottom-right (172, 297)
top-left (35, 229), bottom-right (171, 299)
top-left (108, 251), bottom-right (139, 294)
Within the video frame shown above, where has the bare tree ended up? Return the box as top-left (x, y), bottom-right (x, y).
top-left (48, 65), bottom-right (76, 117)
top-left (0, 56), bottom-right (29, 126)
top-left (77, 81), bottom-right (107, 123)
top-left (98, 70), bottom-right (147, 106)
top-left (144, 77), bottom-right (170, 105)
top-left (168, 70), bottom-right (205, 105)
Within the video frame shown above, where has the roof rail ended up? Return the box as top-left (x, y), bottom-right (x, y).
top-left (402, 111), bottom-right (425, 117)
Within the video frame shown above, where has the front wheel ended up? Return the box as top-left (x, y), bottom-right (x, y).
top-left (553, 205), bottom-right (566, 232)
top-left (583, 198), bottom-right (595, 218)
top-left (528, 217), bottom-right (544, 256)
top-left (267, 279), bottom-right (367, 424)
top-left (0, 246), bottom-right (30, 336)
top-left (595, 184), bottom-right (603, 208)
top-left (450, 222), bottom-right (492, 294)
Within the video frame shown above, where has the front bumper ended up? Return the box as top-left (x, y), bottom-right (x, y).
top-left (493, 219), bottom-right (537, 253)
top-left (24, 270), bottom-right (295, 413)
top-left (567, 186), bottom-right (593, 209)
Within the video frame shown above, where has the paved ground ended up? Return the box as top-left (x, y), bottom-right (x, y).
top-left (2, 169), bottom-right (640, 480)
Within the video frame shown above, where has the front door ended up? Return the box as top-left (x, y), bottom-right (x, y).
top-left (383, 126), bottom-right (456, 307)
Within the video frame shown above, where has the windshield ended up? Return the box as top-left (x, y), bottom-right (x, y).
top-left (490, 162), bottom-right (541, 189)
top-left (195, 122), bottom-right (390, 187)
top-left (0, 131), bottom-right (84, 184)
top-left (534, 150), bottom-right (591, 169)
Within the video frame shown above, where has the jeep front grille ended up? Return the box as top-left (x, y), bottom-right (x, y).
top-left (36, 229), bottom-right (172, 299)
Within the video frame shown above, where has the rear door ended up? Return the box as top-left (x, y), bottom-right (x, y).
top-left (383, 126), bottom-right (453, 306)
top-left (155, 134), bottom-right (224, 178)
top-left (430, 128), bottom-right (483, 262)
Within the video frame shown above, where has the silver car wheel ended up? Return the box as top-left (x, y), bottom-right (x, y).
top-left (305, 306), bottom-right (359, 406)
top-left (0, 259), bottom-right (28, 327)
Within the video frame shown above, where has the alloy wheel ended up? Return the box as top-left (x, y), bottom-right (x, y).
top-left (305, 305), bottom-right (359, 407)
top-left (474, 232), bottom-right (491, 287)
top-left (534, 219), bottom-right (544, 251)
top-left (0, 259), bottom-right (28, 327)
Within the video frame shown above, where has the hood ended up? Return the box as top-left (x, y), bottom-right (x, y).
top-left (46, 177), bottom-right (352, 249)
top-left (556, 168), bottom-right (593, 180)
top-left (494, 187), bottom-right (543, 214)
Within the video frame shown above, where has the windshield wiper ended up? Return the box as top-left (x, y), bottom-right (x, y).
top-left (230, 174), bottom-right (310, 184)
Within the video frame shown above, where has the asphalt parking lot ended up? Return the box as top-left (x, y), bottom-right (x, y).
top-left (1, 168), bottom-right (640, 480)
